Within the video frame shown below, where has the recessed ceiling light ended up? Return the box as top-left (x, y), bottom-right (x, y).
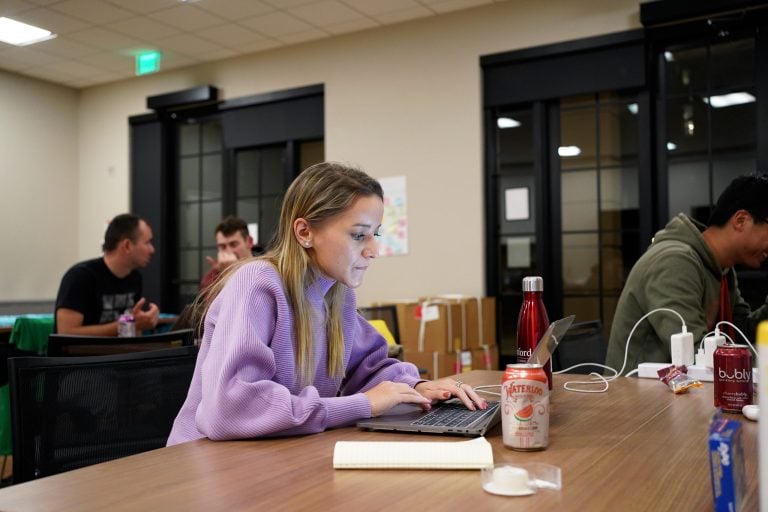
top-left (0, 17), bottom-right (55, 46)
top-left (667, 142), bottom-right (677, 151)
top-left (705, 92), bottom-right (756, 108)
top-left (558, 146), bottom-right (581, 157)
top-left (497, 117), bottom-right (521, 129)
top-left (626, 103), bottom-right (639, 115)
top-left (664, 51), bottom-right (674, 62)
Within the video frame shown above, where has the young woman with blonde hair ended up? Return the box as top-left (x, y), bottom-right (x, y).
top-left (168, 162), bottom-right (486, 444)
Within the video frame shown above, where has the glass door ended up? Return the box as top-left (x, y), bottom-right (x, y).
top-left (558, 92), bottom-right (642, 338)
top-left (233, 140), bottom-right (324, 249)
top-left (660, 35), bottom-right (763, 306)
top-left (177, 118), bottom-right (224, 307)
top-left (491, 107), bottom-right (540, 360)
top-left (663, 38), bottom-right (756, 222)
top-left (235, 145), bottom-right (287, 251)
top-left (490, 92), bottom-right (646, 361)
top-left (175, 128), bottom-right (325, 308)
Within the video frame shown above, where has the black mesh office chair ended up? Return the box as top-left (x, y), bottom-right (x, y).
top-left (9, 346), bottom-right (198, 483)
top-left (47, 328), bottom-right (195, 356)
top-left (551, 320), bottom-right (607, 374)
top-left (358, 305), bottom-right (402, 360)
top-left (0, 343), bottom-right (37, 482)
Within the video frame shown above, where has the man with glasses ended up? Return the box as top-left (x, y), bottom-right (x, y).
top-left (605, 173), bottom-right (768, 374)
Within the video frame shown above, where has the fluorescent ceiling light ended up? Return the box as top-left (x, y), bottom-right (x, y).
top-left (667, 142), bottom-right (677, 151)
top-left (497, 117), bottom-right (521, 129)
top-left (705, 92), bottom-right (755, 108)
top-left (0, 17), bottom-right (55, 46)
top-left (627, 103), bottom-right (639, 115)
top-left (558, 146), bottom-right (581, 157)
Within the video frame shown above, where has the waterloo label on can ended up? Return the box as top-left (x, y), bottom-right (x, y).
top-left (501, 363), bottom-right (549, 451)
top-left (713, 344), bottom-right (753, 412)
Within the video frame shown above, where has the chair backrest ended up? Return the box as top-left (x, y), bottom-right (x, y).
top-left (358, 306), bottom-right (400, 344)
top-left (47, 328), bottom-right (195, 356)
top-left (551, 320), bottom-right (607, 374)
top-left (0, 345), bottom-right (39, 457)
top-left (9, 346), bottom-right (198, 483)
top-left (0, 344), bottom-right (37, 388)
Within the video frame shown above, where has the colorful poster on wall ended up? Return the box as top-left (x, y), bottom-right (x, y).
top-left (379, 176), bottom-right (408, 256)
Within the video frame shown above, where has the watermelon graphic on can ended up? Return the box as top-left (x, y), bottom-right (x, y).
top-left (502, 363), bottom-right (549, 451)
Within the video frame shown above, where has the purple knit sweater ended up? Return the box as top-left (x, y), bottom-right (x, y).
top-left (167, 260), bottom-right (420, 445)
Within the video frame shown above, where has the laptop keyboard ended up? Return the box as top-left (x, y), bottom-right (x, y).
top-left (411, 401), bottom-right (499, 428)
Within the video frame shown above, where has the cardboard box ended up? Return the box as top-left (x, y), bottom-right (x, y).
top-left (404, 348), bottom-right (461, 380)
top-left (463, 297), bottom-right (496, 349)
top-left (416, 296), bottom-right (496, 350)
top-left (370, 300), bottom-right (421, 348)
top-left (404, 345), bottom-right (499, 380)
top-left (470, 344), bottom-right (499, 372)
top-left (375, 300), bottom-right (461, 353)
top-left (374, 296), bottom-right (496, 353)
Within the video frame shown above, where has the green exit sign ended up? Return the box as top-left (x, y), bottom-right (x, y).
top-left (135, 51), bottom-right (161, 76)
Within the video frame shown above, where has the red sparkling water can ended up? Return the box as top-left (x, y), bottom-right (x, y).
top-left (501, 363), bottom-right (549, 451)
top-left (713, 344), bottom-right (753, 412)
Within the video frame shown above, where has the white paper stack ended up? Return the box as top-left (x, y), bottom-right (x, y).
top-left (333, 437), bottom-right (493, 469)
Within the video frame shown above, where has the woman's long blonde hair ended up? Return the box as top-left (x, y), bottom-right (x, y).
top-left (196, 162), bottom-right (383, 385)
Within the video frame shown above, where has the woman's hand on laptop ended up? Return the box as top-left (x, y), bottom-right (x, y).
top-left (364, 381), bottom-right (431, 417)
top-left (415, 379), bottom-right (488, 412)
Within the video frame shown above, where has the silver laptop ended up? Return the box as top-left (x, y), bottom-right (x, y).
top-left (528, 315), bottom-right (576, 367)
top-left (357, 315), bottom-right (576, 437)
top-left (357, 399), bottom-right (501, 437)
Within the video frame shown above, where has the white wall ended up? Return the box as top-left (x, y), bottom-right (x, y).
top-left (5, 0), bottom-right (641, 305)
top-left (0, 71), bottom-right (79, 301)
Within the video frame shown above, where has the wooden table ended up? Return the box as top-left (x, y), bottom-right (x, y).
top-left (0, 371), bottom-right (757, 511)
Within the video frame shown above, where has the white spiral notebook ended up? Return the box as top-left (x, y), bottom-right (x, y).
top-left (333, 436), bottom-right (493, 469)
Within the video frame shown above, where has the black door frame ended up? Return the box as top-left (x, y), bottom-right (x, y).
top-left (129, 84), bottom-right (324, 312)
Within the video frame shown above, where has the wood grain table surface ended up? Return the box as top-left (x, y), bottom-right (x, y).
top-left (0, 370), bottom-right (757, 511)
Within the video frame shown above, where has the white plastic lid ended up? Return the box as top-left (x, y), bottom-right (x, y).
top-left (481, 463), bottom-right (561, 497)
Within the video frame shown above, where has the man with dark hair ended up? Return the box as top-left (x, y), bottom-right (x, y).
top-left (54, 213), bottom-right (159, 335)
top-left (605, 173), bottom-right (768, 374)
top-left (200, 215), bottom-right (255, 290)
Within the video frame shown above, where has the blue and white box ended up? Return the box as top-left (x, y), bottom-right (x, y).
top-left (708, 414), bottom-right (745, 512)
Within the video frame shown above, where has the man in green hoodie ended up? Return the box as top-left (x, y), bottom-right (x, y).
top-left (605, 174), bottom-right (768, 375)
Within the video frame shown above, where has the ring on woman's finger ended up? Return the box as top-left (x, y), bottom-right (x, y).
top-left (454, 379), bottom-right (463, 390)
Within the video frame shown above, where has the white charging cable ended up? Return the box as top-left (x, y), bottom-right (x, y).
top-left (473, 307), bottom-right (689, 395)
top-left (473, 384), bottom-right (501, 397)
top-left (553, 307), bottom-right (687, 393)
top-left (612, 307), bottom-right (687, 378)
top-left (715, 321), bottom-right (759, 361)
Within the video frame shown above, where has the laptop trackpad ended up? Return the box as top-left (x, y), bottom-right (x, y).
top-left (381, 402), bottom-right (427, 417)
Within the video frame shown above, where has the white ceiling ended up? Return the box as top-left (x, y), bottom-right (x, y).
top-left (0, 0), bottom-right (507, 89)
